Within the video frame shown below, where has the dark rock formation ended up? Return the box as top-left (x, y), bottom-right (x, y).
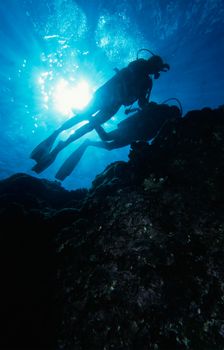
top-left (1, 105), bottom-right (224, 349)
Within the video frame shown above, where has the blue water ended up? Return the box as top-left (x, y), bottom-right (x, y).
top-left (1, 0), bottom-right (224, 190)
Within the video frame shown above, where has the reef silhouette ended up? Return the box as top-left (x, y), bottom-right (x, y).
top-left (1, 105), bottom-right (224, 349)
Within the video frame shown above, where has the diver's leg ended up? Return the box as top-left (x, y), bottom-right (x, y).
top-left (55, 137), bottom-right (128, 181)
top-left (55, 139), bottom-right (116, 181)
top-left (87, 102), bottom-right (121, 142)
top-left (31, 99), bottom-right (123, 173)
top-left (57, 114), bottom-right (86, 132)
top-left (57, 104), bottom-right (121, 152)
top-left (56, 121), bottom-right (94, 151)
top-left (58, 93), bottom-right (102, 131)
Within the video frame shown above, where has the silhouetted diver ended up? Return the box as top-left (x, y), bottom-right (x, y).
top-left (54, 102), bottom-right (181, 180)
top-left (30, 54), bottom-right (170, 173)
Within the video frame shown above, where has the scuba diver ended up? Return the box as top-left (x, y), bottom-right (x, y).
top-left (30, 51), bottom-right (170, 173)
top-left (55, 102), bottom-right (181, 180)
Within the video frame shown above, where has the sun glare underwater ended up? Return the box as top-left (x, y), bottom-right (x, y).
top-left (1, 0), bottom-right (224, 189)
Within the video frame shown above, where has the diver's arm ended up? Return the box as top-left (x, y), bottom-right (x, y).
top-left (95, 125), bottom-right (115, 141)
top-left (137, 78), bottom-right (152, 109)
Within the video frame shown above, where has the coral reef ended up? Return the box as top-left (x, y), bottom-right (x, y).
top-left (1, 105), bottom-right (224, 349)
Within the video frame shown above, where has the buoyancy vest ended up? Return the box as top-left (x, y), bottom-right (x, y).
top-left (116, 59), bottom-right (152, 106)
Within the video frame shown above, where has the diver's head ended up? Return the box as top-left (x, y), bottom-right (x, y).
top-left (147, 55), bottom-right (170, 79)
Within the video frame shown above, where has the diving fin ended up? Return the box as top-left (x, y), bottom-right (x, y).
top-left (30, 130), bottom-right (60, 162)
top-left (55, 140), bottom-right (89, 181)
top-left (31, 145), bottom-right (61, 173)
top-left (30, 115), bottom-right (87, 162)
